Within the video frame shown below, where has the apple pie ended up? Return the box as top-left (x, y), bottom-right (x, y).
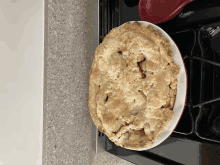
top-left (88, 22), bottom-right (180, 150)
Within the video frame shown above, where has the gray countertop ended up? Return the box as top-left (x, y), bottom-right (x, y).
top-left (43, 0), bottom-right (133, 164)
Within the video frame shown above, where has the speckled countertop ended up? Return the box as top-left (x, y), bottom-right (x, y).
top-left (43, 0), bottom-right (133, 164)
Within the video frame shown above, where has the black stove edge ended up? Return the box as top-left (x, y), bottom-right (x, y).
top-left (108, 148), bottom-right (184, 165)
top-left (103, 132), bottom-right (220, 165)
top-left (104, 135), bottom-right (184, 165)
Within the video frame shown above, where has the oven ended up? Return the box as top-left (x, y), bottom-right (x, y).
top-left (93, 0), bottom-right (220, 164)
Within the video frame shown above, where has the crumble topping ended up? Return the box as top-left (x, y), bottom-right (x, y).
top-left (88, 22), bottom-right (180, 150)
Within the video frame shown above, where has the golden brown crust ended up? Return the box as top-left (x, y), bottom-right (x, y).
top-left (88, 22), bottom-right (180, 150)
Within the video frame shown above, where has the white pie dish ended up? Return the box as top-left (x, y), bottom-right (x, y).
top-left (91, 21), bottom-right (187, 151)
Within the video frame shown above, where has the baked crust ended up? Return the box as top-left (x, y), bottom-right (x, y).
top-left (88, 22), bottom-right (180, 150)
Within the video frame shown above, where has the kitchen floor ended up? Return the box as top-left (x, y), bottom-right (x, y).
top-left (44, 0), bottom-right (220, 165)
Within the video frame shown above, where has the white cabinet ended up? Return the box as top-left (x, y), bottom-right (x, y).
top-left (0, 1), bottom-right (44, 165)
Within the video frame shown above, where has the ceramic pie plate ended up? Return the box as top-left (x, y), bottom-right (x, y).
top-left (91, 21), bottom-right (187, 151)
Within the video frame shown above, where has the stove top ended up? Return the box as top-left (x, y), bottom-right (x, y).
top-left (94, 0), bottom-right (220, 164)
